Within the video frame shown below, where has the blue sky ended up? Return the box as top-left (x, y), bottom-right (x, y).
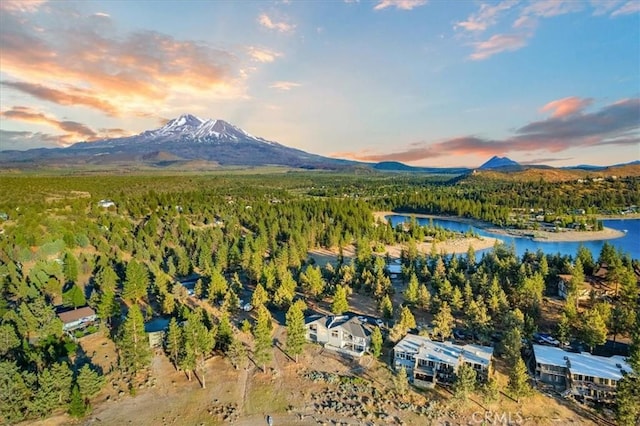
top-left (0, 0), bottom-right (638, 167)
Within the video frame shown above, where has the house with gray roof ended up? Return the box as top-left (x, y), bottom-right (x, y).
top-left (393, 333), bottom-right (494, 388)
top-left (305, 314), bottom-right (372, 357)
top-left (532, 344), bottom-right (631, 404)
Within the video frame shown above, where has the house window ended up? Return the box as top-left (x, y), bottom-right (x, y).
top-left (331, 330), bottom-right (339, 338)
top-left (599, 378), bottom-right (608, 385)
top-left (397, 352), bottom-right (406, 360)
top-left (428, 361), bottom-right (435, 367)
top-left (310, 324), bottom-right (317, 331)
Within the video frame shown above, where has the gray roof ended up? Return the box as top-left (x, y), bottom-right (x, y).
top-left (305, 314), bottom-right (371, 338)
top-left (532, 344), bottom-right (631, 380)
top-left (394, 333), bottom-right (493, 368)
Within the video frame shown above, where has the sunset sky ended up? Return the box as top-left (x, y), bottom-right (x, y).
top-left (0, 0), bottom-right (638, 167)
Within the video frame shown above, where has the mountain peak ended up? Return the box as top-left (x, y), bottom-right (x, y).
top-left (479, 156), bottom-right (520, 170)
top-left (161, 114), bottom-right (204, 131)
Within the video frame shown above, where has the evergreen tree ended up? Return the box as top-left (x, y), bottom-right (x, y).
top-left (482, 374), bottom-right (500, 404)
top-left (216, 313), bottom-right (233, 352)
top-left (616, 310), bottom-right (639, 425)
top-left (508, 357), bottom-right (530, 403)
top-left (253, 305), bottom-right (273, 372)
top-left (63, 251), bottom-right (79, 285)
top-left (394, 366), bottom-right (409, 398)
top-left (331, 285), bottom-right (349, 315)
top-left (0, 323), bottom-right (20, 356)
top-left (616, 375), bottom-right (640, 426)
top-left (398, 305), bottom-right (416, 333)
top-left (117, 305), bottom-right (151, 375)
top-left (68, 384), bottom-right (87, 418)
top-left (300, 265), bottom-right (325, 298)
top-left (417, 284), bottom-right (431, 311)
top-left (371, 326), bottom-right (383, 358)
top-left (404, 273), bottom-right (419, 304)
top-left (63, 284), bottom-right (86, 308)
top-left (454, 363), bottom-right (477, 401)
top-left (251, 283), bottom-right (269, 308)
top-left (30, 362), bottom-right (72, 417)
top-left (0, 361), bottom-right (32, 423)
top-left (227, 338), bottom-right (247, 370)
top-left (432, 301), bottom-right (454, 341)
top-left (501, 326), bottom-right (522, 366)
top-left (122, 260), bottom-right (149, 303)
top-left (165, 318), bottom-right (182, 370)
top-left (556, 313), bottom-right (570, 346)
top-left (379, 294), bottom-right (394, 319)
top-left (207, 266), bottom-right (228, 301)
top-left (285, 302), bottom-right (306, 362)
top-left (183, 309), bottom-right (216, 388)
top-left (581, 307), bottom-right (608, 352)
top-left (76, 364), bottom-right (105, 400)
top-left (179, 340), bottom-right (196, 382)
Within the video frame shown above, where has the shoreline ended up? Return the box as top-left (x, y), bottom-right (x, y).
top-left (374, 211), bottom-right (627, 242)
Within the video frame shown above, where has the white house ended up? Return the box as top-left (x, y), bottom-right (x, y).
top-left (98, 199), bottom-right (116, 208)
top-left (557, 274), bottom-right (591, 301)
top-left (532, 344), bottom-right (631, 403)
top-left (393, 333), bottom-right (494, 388)
top-left (305, 315), bottom-right (372, 357)
top-left (58, 306), bottom-right (98, 332)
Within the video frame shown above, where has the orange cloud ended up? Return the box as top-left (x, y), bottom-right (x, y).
top-left (247, 46), bottom-right (283, 63)
top-left (0, 106), bottom-right (132, 144)
top-left (0, 6), bottom-right (246, 117)
top-left (540, 97), bottom-right (593, 118)
top-left (2, 81), bottom-right (120, 116)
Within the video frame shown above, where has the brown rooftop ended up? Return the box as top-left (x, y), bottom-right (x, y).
top-left (57, 306), bottom-right (96, 324)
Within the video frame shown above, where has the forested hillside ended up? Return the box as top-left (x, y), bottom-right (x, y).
top-left (0, 172), bottom-right (638, 424)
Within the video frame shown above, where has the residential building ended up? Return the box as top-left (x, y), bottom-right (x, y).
top-left (57, 306), bottom-right (98, 332)
top-left (393, 334), bottom-right (493, 389)
top-left (532, 344), bottom-right (631, 404)
top-left (305, 314), bottom-right (372, 357)
top-left (557, 274), bottom-right (591, 301)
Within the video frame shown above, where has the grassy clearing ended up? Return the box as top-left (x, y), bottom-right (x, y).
top-left (244, 379), bottom-right (289, 416)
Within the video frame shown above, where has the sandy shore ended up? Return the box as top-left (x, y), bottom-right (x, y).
top-left (374, 211), bottom-right (626, 242)
top-left (309, 235), bottom-right (499, 265)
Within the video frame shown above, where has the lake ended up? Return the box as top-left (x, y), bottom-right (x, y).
top-left (388, 215), bottom-right (640, 260)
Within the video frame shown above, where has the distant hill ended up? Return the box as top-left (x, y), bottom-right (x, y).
top-left (373, 161), bottom-right (469, 174)
top-left (478, 156), bottom-right (521, 170)
top-left (463, 163), bottom-right (640, 182)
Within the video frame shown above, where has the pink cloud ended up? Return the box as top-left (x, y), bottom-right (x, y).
top-left (469, 33), bottom-right (530, 60)
top-left (333, 98), bottom-right (640, 163)
top-left (611, 1), bottom-right (640, 16)
top-left (540, 97), bottom-right (593, 118)
top-left (0, 0), bottom-right (47, 13)
top-left (455, 0), bottom-right (518, 32)
top-left (269, 81), bottom-right (301, 91)
top-left (257, 14), bottom-right (296, 33)
top-left (373, 0), bottom-right (428, 11)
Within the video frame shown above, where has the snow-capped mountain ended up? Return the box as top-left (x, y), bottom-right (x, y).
top-left (137, 114), bottom-right (278, 145)
top-left (0, 114), bottom-right (353, 169)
